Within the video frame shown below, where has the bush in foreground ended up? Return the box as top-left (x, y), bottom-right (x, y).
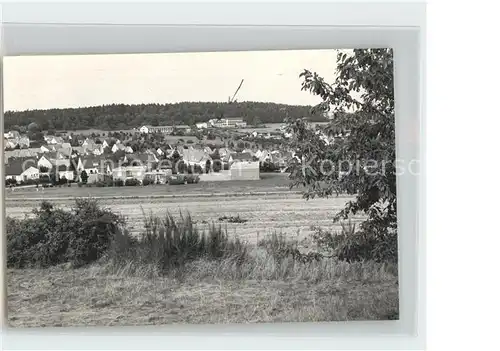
top-left (6, 198), bottom-right (123, 268)
top-left (311, 214), bottom-right (398, 264)
top-left (7, 197), bottom-right (397, 276)
top-left (107, 211), bottom-right (247, 273)
top-left (6, 198), bottom-right (248, 273)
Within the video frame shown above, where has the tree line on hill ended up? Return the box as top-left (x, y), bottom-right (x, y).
top-left (4, 101), bottom-right (326, 132)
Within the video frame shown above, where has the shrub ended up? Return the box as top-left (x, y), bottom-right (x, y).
top-left (113, 179), bottom-right (124, 187)
top-left (311, 213), bottom-right (397, 264)
top-left (125, 178), bottom-right (141, 186)
top-left (6, 198), bottom-right (124, 268)
top-left (80, 170), bottom-right (89, 184)
top-left (19, 179), bottom-right (38, 186)
top-left (168, 175), bottom-right (186, 185)
top-left (103, 177), bottom-right (114, 187)
top-left (58, 177), bottom-right (68, 185)
top-left (258, 231), bottom-right (323, 264)
top-left (39, 174), bottom-right (51, 184)
top-left (260, 161), bottom-right (278, 173)
top-left (108, 211), bottom-right (247, 272)
top-left (186, 174), bottom-right (200, 184)
top-left (5, 178), bottom-right (17, 186)
top-left (142, 178), bottom-right (153, 186)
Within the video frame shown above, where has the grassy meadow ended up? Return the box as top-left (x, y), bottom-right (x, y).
top-left (8, 258), bottom-right (398, 327)
top-left (6, 191), bottom-right (398, 327)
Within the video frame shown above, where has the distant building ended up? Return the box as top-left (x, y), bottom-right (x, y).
top-left (139, 125), bottom-right (174, 134)
top-left (144, 169), bottom-right (171, 184)
top-left (210, 118), bottom-right (247, 128)
top-left (112, 165), bottom-right (147, 182)
top-left (174, 125), bottom-right (192, 133)
top-left (230, 161), bottom-right (260, 180)
top-left (182, 148), bottom-right (212, 168)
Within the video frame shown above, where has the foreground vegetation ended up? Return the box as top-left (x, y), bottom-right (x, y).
top-left (8, 260), bottom-right (398, 327)
top-left (6, 198), bottom-right (398, 326)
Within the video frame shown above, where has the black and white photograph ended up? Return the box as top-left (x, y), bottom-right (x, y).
top-left (4, 48), bottom-right (399, 327)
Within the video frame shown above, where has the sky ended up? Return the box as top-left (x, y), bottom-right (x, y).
top-left (3, 49), bottom-right (339, 112)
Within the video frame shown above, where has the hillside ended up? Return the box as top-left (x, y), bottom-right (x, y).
top-left (4, 101), bottom-right (326, 132)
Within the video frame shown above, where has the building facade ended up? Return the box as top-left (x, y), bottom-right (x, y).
top-left (139, 125), bottom-right (174, 134)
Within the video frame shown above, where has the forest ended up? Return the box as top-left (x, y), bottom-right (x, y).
top-left (4, 101), bottom-right (325, 132)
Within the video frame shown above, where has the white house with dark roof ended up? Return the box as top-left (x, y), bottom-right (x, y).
top-left (5, 159), bottom-right (40, 183)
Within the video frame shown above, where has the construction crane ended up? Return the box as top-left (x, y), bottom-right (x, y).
top-left (218, 79), bottom-right (244, 120)
top-left (228, 79), bottom-right (244, 104)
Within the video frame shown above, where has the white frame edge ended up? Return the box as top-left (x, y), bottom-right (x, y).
top-left (0, 2), bottom-right (426, 350)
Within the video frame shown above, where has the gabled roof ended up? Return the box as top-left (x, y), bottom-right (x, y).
top-left (51, 136), bottom-right (65, 144)
top-left (81, 155), bottom-right (112, 171)
top-left (124, 153), bottom-right (157, 165)
top-left (5, 160), bottom-right (23, 175)
top-left (43, 145), bottom-right (57, 152)
top-left (5, 157), bottom-right (37, 176)
top-left (41, 151), bottom-right (58, 160)
top-left (113, 143), bottom-right (126, 150)
top-left (183, 149), bottom-right (210, 163)
top-left (57, 148), bottom-right (72, 158)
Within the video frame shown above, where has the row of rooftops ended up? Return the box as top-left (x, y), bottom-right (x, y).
top-left (4, 143), bottom-right (294, 176)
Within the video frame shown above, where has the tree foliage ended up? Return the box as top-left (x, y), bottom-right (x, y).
top-left (80, 170), bottom-right (89, 184)
top-left (286, 49), bottom-right (397, 261)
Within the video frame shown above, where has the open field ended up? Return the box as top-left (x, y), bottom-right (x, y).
top-left (5, 175), bottom-right (361, 242)
top-left (6, 172), bottom-right (387, 328)
top-left (7, 259), bottom-right (398, 327)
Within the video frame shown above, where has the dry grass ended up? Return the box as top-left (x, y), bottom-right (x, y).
top-left (7, 247), bottom-right (398, 327)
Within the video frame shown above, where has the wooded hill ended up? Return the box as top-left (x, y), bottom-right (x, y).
top-left (4, 101), bottom-right (326, 132)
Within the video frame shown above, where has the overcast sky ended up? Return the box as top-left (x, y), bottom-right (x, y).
top-left (3, 49), bottom-right (339, 112)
